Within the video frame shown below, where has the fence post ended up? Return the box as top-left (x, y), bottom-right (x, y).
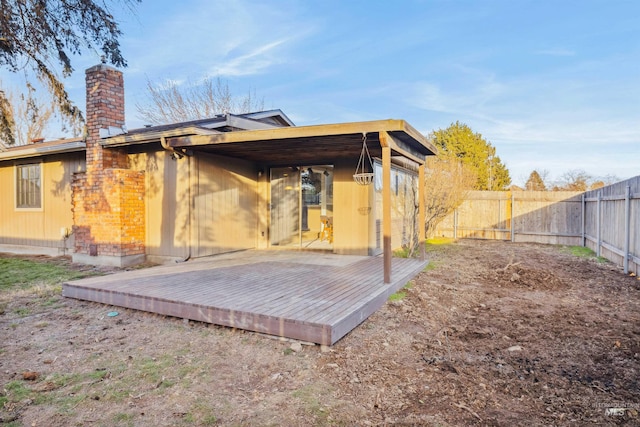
top-left (581, 193), bottom-right (586, 247)
top-left (510, 193), bottom-right (515, 243)
top-left (453, 208), bottom-right (458, 239)
top-left (596, 191), bottom-right (602, 257)
top-left (624, 185), bottom-right (631, 274)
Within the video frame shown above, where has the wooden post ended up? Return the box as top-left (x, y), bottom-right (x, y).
top-left (581, 193), bottom-right (586, 247)
top-left (624, 185), bottom-right (631, 274)
top-left (418, 163), bottom-right (426, 261)
top-left (510, 192), bottom-right (515, 243)
top-left (380, 132), bottom-right (392, 284)
top-left (596, 191), bottom-right (602, 257)
top-left (453, 209), bottom-right (458, 239)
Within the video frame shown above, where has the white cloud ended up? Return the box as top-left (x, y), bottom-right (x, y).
top-left (210, 38), bottom-right (290, 77)
top-left (121, 0), bottom-right (312, 81)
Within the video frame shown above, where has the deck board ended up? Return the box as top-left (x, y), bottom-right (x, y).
top-left (62, 251), bottom-right (427, 345)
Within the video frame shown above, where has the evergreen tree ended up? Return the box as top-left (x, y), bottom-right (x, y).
top-left (429, 121), bottom-right (511, 190)
top-left (525, 170), bottom-right (547, 191)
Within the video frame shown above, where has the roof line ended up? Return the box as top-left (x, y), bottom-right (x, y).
top-left (168, 119), bottom-right (437, 155)
top-left (102, 126), bottom-right (221, 147)
top-left (0, 139), bottom-right (86, 161)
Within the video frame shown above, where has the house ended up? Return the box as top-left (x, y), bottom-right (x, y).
top-left (0, 137), bottom-right (85, 252)
top-left (0, 64), bottom-right (436, 283)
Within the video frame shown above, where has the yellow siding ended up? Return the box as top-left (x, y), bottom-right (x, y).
top-left (130, 151), bottom-right (259, 259)
top-left (332, 159), bottom-right (371, 255)
top-left (256, 171), bottom-right (269, 249)
top-left (130, 151), bottom-right (189, 259)
top-left (0, 153), bottom-right (85, 248)
top-left (193, 153), bottom-right (258, 257)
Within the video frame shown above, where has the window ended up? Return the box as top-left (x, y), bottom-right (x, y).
top-left (16, 163), bottom-right (42, 209)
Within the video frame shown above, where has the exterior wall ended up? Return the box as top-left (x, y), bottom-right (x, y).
top-left (332, 159), bottom-right (372, 255)
top-left (130, 150), bottom-right (189, 260)
top-left (130, 150), bottom-right (259, 260)
top-left (256, 170), bottom-right (269, 249)
top-left (372, 161), bottom-right (419, 254)
top-left (0, 153), bottom-right (85, 249)
top-left (192, 153), bottom-right (258, 257)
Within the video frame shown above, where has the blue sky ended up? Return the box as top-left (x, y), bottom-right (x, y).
top-left (4, 0), bottom-right (640, 185)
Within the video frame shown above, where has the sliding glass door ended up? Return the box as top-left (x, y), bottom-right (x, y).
top-left (270, 165), bottom-right (333, 249)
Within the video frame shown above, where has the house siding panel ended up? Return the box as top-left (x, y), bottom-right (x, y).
top-left (130, 151), bottom-right (189, 259)
top-left (131, 151), bottom-right (258, 259)
top-left (193, 153), bottom-right (258, 257)
top-left (332, 159), bottom-right (372, 256)
top-left (0, 153), bottom-right (85, 248)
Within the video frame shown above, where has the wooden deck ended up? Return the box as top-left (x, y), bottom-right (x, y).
top-left (62, 251), bottom-right (427, 345)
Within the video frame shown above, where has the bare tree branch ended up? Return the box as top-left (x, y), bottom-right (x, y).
top-left (424, 155), bottom-right (477, 238)
top-left (1, 81), bottom-right (55, 145)
top-left (136, 77), bottom-right (266, 125)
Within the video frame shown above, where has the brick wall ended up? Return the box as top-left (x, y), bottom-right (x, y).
top-left (72, 64), bottom-right (146, 264)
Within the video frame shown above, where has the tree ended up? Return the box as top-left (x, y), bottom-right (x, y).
top-left (525, 170), bottom-right (547, 191)
top-left (555, 169), bottom-right (591, 191)
top-left (1, 81), bottom-right (55, 146)
top-left (136, 77), bottom-right (265, 125)
top-left (0, 88), bottom-right (13, 146)
top-left (429, 121), bottom-right (511, 190)
top-left (0, 0), bottom-right (139, 144)
top-left (423, 154), bottom-right (477, 238)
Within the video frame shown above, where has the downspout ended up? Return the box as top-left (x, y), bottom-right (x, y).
top-left (161, 136), bottom-right (192, 262)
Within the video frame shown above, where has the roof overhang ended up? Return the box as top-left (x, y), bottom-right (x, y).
top-left (102, 111), bottom-right (293, 149)
top-left (0, 139), bottom-right (86, 161)
top-left (153, 119), bottom-right (437, 166)
top-left (103, 126), bottom-right (221, 147)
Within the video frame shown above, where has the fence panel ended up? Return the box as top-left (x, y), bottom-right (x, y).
top-left (584, 176), bottom-right (640, 274)
top-left (432, 176), bottom-right (639, 275)
top-left (455, 191), bottom-right (511, 240)
top-left (511, 191), bottom-right (582, 245)
top-left (433, 191), bottom-right (582, 245)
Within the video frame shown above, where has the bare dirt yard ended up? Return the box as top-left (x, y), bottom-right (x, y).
top-left (1, 239), bottom-right (640, 426)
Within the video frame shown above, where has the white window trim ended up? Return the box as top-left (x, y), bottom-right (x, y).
top-left (14, 161), bottom-right (44, 212)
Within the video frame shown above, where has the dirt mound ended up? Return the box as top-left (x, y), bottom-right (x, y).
top-left (483, 261), bottom-right (570, 290)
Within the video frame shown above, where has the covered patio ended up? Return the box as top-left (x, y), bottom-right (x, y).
top-left (63, 250), bottom-right (428, 345)
top-left (104, 119), bottom-right (437, 279)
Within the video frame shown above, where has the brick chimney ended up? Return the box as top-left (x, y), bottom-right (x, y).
top-left (71, 64), bottom-right (146, 267)
top-left (84, 64), bottom-right (128, 171)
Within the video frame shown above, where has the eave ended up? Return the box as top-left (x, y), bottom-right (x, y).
top-left (0, 139), bottom-right (86, 161)
top-left (101, 126), bottom-right (221, 147)
top-left (163, 119), bottom-right (437, 165)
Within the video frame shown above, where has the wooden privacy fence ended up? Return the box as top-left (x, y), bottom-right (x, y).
top-left (583, 176), bottom-right (639, 275)
top-left (434, 175), bottom-right (640, 274)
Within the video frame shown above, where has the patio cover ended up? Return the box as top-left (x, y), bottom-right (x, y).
top-left (103, 119), bottom-right (437, 283)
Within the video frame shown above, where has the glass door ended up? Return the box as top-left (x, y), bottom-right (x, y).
top-left (270, 165), bottom-right (333, 249)
top-left (270, 167), bottom-right (300, 246)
